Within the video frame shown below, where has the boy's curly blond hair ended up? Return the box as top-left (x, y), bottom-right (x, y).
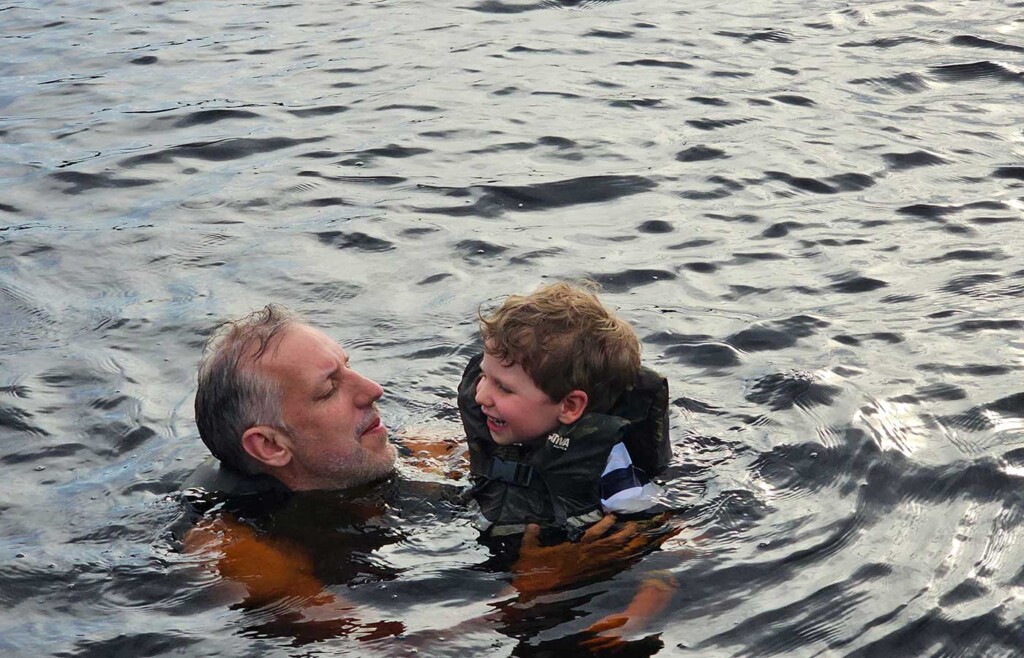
top-left (479, 282), bottom-right (641, 413)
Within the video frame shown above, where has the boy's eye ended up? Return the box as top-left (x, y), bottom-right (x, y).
top-left (480, 373), bottom-right (510, 394)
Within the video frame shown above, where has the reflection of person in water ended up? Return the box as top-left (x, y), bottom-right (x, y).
top-left (181, 305), bottom-right (675, 647)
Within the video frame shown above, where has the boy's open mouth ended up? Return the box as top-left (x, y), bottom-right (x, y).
top-left (486, 414), bottom-right (507, 430)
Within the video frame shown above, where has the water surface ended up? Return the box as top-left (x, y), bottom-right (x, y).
top-left (2, 0), bottom-right (1024, 655)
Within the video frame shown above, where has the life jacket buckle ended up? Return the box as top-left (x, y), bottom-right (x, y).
top-left (489, 456), bottom-right (533, 487)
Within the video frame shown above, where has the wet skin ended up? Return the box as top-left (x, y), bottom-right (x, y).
top-left (474, 350), bottom-right (586, 446)
top-left (245, 324), bottom-right (397, 491)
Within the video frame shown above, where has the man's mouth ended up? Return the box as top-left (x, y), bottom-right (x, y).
top-left (360, 413), bottom-right (384, 436)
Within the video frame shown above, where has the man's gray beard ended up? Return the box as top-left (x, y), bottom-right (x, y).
top-left (313, 440), bottom-right (398, 489)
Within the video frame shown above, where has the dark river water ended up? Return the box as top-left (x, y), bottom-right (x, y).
top-left (3, 0), bottom-right (1024, 655)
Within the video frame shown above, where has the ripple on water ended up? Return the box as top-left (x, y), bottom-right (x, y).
top-left (49, 171), bottom-right (157, 195)
top-left (715, 29), bottom-right (793, 45)
top-left (881, 150), bottom-right (951, 170)
top-left (161, 109), bottom-right (262, 129)
top-left (890, 383), bottom-right (968, 405)
top-left (286, 105), bottom-right (350, 118)
top-left (416, 175), bottom-right (657, 217)
top-left (727, 315), bottom-right (829, 353)
top-left (590, 268), bottom-right (676, 293)
top-left (993, 166), bottom-right (1024, 181)
top-left (0, 284), bottom-right (58, 352)
top-left (828, 272), bottom-right (889, 294)
top-left (929, 61), bottom-right (1024, 84)
top-left (937, 392), bottom-right (1024, 433)
top-left (301, 281), bottom-right (361, 304)
top-left (665, 341), bottom-right (742, 369)
top-left (617, 58), bottom-right (695, 70)
top-left (765, 170), bottom-right (876, 195)
top-left (771, 94), bottom-right (816, 107)
top-left (950, 35), bottom-right (1024, 54)
top-left (636, 219), bottom-right (674, 234)
top-left (468, 1), bottom-right (543, 14)
top-left (55, 632), bottom-right (203, 658)
top-left (314, 231), bottom-right (395, 252)
top-left (676, 145), bottom-right (729, 162)
top-left (686, 117), bottom-right (754, 131)
top-left (508, 247), bottom-right (565, 264)
top-left (119, 136), bottom-right (324, 167)
top-left (745, 372), bottom-right (842, 412)
top-left (758, 221), bottom-right (806, 238)
top-left (832, 332), bottom-right (904, 347)
top-left (453, 239), bottom-right (508, 263)
top-left (0, 403), bottom-right (50, 439)
top-left (339, 144), bottom-right (431, 166)
top-left (849, 71), bottom-right (931, 95)
top-left (699, 560), bottom-right (887, 656)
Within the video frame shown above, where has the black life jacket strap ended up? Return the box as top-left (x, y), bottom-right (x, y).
top-left (542, 474), bottom-right (570, 531)
top-left (487, 456), bottom-right (534, 487)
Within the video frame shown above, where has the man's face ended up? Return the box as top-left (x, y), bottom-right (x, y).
top-left (257, 323), bottom-right (396, 490)
top-left (474, 350), bottom-right (564, 446)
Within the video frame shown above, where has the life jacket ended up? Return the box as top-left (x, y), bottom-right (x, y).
top-left (457, 353), bottom-right (672, 537)
top-left (178, 458), bottom-right (467, 585)
top-left (183, 456), bottom-right (288, 498)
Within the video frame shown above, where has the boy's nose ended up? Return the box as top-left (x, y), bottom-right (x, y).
top-left (474, 377), bottom-right (491, 407)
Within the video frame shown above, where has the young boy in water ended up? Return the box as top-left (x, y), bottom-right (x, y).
top-left (457, 282), bottom-right (671, 539)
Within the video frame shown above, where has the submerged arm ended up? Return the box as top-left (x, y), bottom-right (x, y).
top-left (581, 572), bottom-right (679, 651)
top-left (184, 515), bottom-right (328, 604)
top-left (183, 514), bottom-right (402, 639)
top-left (512, 514), bottom-right (680, 651)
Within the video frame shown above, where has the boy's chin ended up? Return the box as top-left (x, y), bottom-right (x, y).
top-left (489, 429), bottom-right (548, 447)
top-left (489, 432), bottom-right (524, 446)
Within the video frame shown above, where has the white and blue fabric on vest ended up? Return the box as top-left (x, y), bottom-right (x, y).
top-left (600, 442), bottom-right (662, 513)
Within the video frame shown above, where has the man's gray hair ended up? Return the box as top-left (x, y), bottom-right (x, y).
top-left (194, 304), bottom-right (296, 475)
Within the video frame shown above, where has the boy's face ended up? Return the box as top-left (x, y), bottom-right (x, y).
top-left (475, 350), bottom-right (565, 445)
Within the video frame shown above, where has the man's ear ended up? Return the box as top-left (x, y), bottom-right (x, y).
top-left (241, 426), bottom-right (293, 469)
top-left (557, 390), bottom-right (589, 425)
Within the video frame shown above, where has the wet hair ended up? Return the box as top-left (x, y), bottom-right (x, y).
top-left (479, 282), bottom-right (641, 413)
top-left (194, 304), bottom-right (296, 475)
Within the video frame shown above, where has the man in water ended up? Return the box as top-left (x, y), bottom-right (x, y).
top-left (183, 305), bottom-right (667, 645)
top-left (189, 304), bottom-right (396, 493)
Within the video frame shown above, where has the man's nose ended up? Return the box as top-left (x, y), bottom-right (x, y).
top-left (353, 371), bottom-right (384, 406)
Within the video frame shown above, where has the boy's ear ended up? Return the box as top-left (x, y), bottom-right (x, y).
top-left (557, 390), bottom-right (589, 425)
top-left (241, 426), bottom-right (293, 469)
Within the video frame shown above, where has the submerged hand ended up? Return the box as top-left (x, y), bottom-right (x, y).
top-left (581, 575), bottom-right (678, 652)
top-left (512, 514), bottom-right (653, 596)
top-left (581, 615), bottom-right (632, 652)
top-left (398, 431), bottom-right (469, 479)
